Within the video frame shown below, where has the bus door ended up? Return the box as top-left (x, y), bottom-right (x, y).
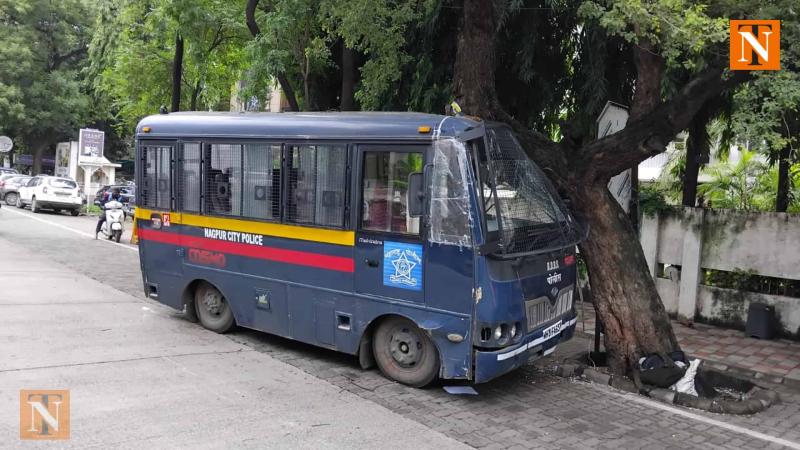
top-left (139, 141), bottom-right (182, 278)
top-left (354, 146), bottom-right (426, 304)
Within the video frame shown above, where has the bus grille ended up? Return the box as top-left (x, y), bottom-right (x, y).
top-left (525, 287), bottom-right (574, 332)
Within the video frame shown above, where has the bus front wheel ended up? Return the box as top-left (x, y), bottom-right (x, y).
top-left (194, 282), bottom-right (235, 333)
top-left (373, 316), bottom-right (439, 387)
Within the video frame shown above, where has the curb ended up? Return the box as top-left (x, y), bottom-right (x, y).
top-left (705, 361), bottom-right (800, 390)
top-left (576, 330), bottom-right (800, 390)
top-left (555, 363), bottom-right (781, 415)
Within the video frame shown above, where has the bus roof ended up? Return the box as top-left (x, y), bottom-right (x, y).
top-left (135, 112), bottom-right (483, 140)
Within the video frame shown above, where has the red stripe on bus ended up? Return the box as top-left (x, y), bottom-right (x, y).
top-left (138, 228), bottom-right (355, 273)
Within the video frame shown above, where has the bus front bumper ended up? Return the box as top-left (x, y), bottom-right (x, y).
top-left (473, 314), bottom-right (577, 384)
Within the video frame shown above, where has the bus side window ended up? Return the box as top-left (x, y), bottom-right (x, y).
top-left (242, 143), bottom-right (281, 220)
top-left (205, 144), bottom-right (242, 216)
top-left (361, 151), bottom-right (423, 235)
top-left (141, 145), bottom-right (172, 210)
top-left (178, 143), bottom-right (202, 212)
top-left (286, 144), bottom-right (347, 228)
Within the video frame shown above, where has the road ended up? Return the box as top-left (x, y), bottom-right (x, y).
top-left (1, 206), bottom-right (800, 449)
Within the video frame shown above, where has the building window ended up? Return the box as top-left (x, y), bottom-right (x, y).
top-left (205, 144), bottom-right (242, 216)
top-left (361, 151), bottom-right (423, 234)
top-left (242, 143), bottom-right (281, 220)
top-left (286, 144), bottom-right (347, 228)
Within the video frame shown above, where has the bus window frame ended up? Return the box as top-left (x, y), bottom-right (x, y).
top-left (165, 138), bottom-right (352, 232)
top-left (176, 140), bottom-right (203, 214)
top-left (282, 141), bottom-right (351, 230)
top-left (355, 144), bottom-right (428, 240)
top-left (137, 139), bottom-right (177, 212)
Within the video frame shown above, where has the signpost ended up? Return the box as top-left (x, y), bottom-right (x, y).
top-left (0, 136), bottom-right (13, 153)
top-left (0, 136), bottom-right (13, 169)
top-left (78, 129), bottom-right (105, 161)
top-left (596, 102), bottom-right (631, 212)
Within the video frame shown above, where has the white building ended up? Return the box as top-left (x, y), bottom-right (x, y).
top-left (55, 141), bottom-right (121, 195)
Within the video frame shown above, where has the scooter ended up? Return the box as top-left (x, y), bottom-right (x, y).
top-left (99, 200), bottom-right (125, 243)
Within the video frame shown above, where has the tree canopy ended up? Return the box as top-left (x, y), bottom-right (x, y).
top-left (0, 0), bottom-right (95, 172)
top-left (2, 0), bottom-right (799, 374)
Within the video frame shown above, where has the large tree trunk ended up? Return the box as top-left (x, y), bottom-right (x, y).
top-left (32, 146), bottom-right (44, 175)
top-left (454, 0), bottom-right (680, 375)
top-left (190, 80), bottom-right (201, 111)
top-left (171, 32), bottom-right (184, 113)
top-left (776, 145), bottom-right (791, 212)
top-left (572, 185), bottom-right (679, 373)
top-left (340, 43), bottom-right (356, 111)
top-left (246, 0), bottom-right (300, 112)
top-left (28, 135), bottom-right (49, 175)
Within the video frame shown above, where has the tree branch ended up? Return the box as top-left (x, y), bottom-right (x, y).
top-left (246, 0), bottom-right (300, 111)
top-left (49, 46), bottom-right (88, 71)
top-left (451, 0), bottom-right (566, 180)
top-left (582, 67), bottom-right (750, 182)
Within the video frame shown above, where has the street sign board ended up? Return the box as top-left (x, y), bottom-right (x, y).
top-left (596, 101), bottom-right (631, 212)
top-left (78, 129), bottom-right (104, 160)
top-left (0, 136), bottom-right (13, 153)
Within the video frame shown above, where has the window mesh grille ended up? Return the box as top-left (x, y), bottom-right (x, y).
top-left (179, 143), bottom-right (201, 212)
top-left (205, 144), bottom-right (242, 216)
top-left (243, 143), bottom-right (281, 220)
top-left (485, 127), bottom-right (581, 254)
top-left (286, 145), bottom-right (346, 227)
top-left (141, 146), bottom-right (157, 208)
top-left (141, 145), bottom-right (172, 209)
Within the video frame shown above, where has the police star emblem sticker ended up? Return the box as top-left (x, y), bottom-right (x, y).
top-left (390, 251), bottom-right (417, 287)
top-left (383, 242), bottom-right (423, 291)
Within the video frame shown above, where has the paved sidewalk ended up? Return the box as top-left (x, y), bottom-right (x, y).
top-left (0, 237), bottom-right (466, 449)
top-left (576, 301), bottom-right (800, 385)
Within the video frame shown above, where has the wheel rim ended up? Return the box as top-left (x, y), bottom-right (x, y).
top-left (7, 193), bottom-right (16, 205)
top-left (201, 289), bottom-right (225, 317)
top-left (388, 326), bottom-right (425, 368)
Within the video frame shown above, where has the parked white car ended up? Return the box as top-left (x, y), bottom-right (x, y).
top-left (17, 176), bottom-right (83, 216)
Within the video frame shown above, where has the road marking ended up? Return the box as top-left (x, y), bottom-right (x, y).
top-left (1, 207), bottom-right (138, 252)
top-left (596, 383), bottom-right (800, 449)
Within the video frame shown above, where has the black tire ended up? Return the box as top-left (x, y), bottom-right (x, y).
top-left (70, 209), bottom-right (80, 216)
top-left (113, 230), bottom-right (122, 243)
top-left (194, 282), bottom-right (235, 333)
top-left (53, 209), bottom-right (61, 214)
top-left (5, 192), bottom-right (17, 206)
top-left (372, 316), bottom-right (439, 387)
top-left (31, 197), bottom-right (40, 213)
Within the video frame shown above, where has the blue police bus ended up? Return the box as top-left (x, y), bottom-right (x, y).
top-left (135, 112), bottom-right (583, 386)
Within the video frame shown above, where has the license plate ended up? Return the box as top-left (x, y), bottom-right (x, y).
top-left (56, 191), bottom-right (70, 196)
top-left (542, 321), bottom-right (562, 340)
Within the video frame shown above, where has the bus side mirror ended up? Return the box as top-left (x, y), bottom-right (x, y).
top-left (407, 172), bottom-right (424, 217)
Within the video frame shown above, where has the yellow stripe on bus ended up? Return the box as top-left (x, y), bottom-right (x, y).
top-left (135, 208), bottom-right (355, 246)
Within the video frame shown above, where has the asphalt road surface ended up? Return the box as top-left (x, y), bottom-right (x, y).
top-left (1, 206), bottom-right (799, 449)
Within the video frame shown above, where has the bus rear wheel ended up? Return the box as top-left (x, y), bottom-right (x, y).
top-left (194, 282), bottom-right (234, 333)
top-left (373, 316), bottom-right (439, 387)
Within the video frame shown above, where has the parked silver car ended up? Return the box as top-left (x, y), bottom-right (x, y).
top-left (1, 175), bottom-right (33, 206)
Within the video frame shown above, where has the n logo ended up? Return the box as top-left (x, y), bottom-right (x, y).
top-left (730, 20), bottom-right (780, 71)
top-left (20, 390), bottom-right (70, 440)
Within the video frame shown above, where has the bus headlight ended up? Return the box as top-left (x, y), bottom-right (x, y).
top-left (493, 326), bottom-right (503, 341)
top-left (510, 323), bottom-right (517, 339)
